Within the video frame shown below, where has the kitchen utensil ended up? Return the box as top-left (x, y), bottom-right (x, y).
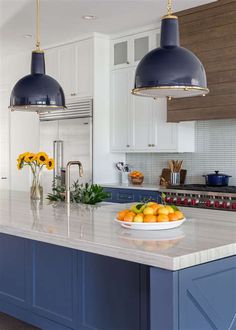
top-left (203, 171), bottom-right (232, 187)
top-left (160, 169), bottom-right (187, 186)
top-left (121, 172), bottom-right (130, 184)
top-left (170, 172), bottom-right (180, 186)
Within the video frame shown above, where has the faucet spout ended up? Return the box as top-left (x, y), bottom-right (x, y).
top-left (65, 161), bottom-right (84, 204)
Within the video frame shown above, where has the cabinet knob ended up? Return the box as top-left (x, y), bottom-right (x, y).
top-left (70, 92), bottom-right (77, 96)
top-left (126, 144), bottom-right (130, 148)
top-left (126, 61), bottom-right (130, 65)
top-left (152, 144), bottom-right (155, 147)
top-left (148, 144), bottom-right (151, 147)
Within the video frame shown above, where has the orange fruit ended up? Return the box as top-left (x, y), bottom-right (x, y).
top-left (143, 215), bottom-right (157, 223)
top-left (124, 211), bottom-right (136, 222)
top-left (158, 207), bottom-right (169, 215)
top-left (157, 214), bottom-right (169, 222)
top-left (133, 214), bottom-right (144, 223)
top-left (117, 209), bottom-right (129, 221)
top-left (165, 205), bottom-right (175, 214)
top-left (149, 204), bottom-right (159, 215)
top-left (174, 211), bottom-right (184, 220)
top-left (143, 207), bottom-right (155, 215)
top-left (168, 213), bottom-right (180, 222)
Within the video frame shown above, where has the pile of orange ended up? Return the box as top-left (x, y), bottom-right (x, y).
top-left (117, 202), bottom-right (185, 223)
top-left (128, 171), bottom-right (144, 178)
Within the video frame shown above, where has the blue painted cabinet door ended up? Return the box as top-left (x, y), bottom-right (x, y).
top-left (179, 256), bottom-right (236, 330)
top-left (77, 252), bottom-right (149, 330)
top-left (29, 241), bottom-right (77, 329)
top-left (0, 234), bottom-right (29, 308)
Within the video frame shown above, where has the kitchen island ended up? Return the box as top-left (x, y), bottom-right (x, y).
top-left (0, 191), bottom-right (236, 330)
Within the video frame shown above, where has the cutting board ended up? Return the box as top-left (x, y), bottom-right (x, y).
top-left (160, 168), bottom-right (187, 186)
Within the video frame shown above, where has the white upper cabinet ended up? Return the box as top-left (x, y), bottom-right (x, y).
top-left (111, 30), bottom-right (159, 69)
top-left (59, 44), bottom-right (77, 98)
top-left (110, 66), bottom-right (195, 153)
top-left (46, 38), bottom-right (93, 100)
top-left (110, 69), bottom-right (133, 151)
top-left (45, 48), bottom-right (60, 81)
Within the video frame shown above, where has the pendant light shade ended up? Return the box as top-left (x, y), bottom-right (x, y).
top-left (9, 0), bottom-right (66, 113)
top-left (132, 2), bottom-right (209, 99)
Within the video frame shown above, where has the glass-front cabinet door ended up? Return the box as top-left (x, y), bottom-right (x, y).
top-left (112, 37), bottom-right (131, 69)
top-left (133, 36), bottom-right (149, 63)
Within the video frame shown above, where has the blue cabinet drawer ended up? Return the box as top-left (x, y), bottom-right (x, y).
top-left (103, 187), bottom-right (160, 204)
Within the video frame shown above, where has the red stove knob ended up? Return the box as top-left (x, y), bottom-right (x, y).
top-left (165, 197), bottom-right (171, 203)
top-left (176, 197), bottom-right (182, 205)
top-left (214, 201), bottom-right (222, 208)
top-left (191, 199), bottom-right (199, 206)
top-left (232, 202), bottom-right (236, 210)
top-left (205, 200), bottom-right (213, 207)
top-left (183, 198), bottom-right (190, 206)
top-left (222, 201), bottom-right (230, 209)
top-left (169, 197), bottom-right (174, 204)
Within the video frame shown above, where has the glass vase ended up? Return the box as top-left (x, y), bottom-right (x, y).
top-left (30, 168), bottom-right (43, 200)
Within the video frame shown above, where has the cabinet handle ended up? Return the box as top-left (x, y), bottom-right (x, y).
top-left (1, 177), bottom-right (7, 180)
top-left (70, 92), bottom-right (77, 96)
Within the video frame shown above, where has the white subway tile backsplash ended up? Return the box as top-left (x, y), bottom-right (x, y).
top-left (126, 120), bottom-right (236, 186)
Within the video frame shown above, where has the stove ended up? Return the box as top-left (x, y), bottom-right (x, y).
top-left (160, 184), bottom-right (236, 211)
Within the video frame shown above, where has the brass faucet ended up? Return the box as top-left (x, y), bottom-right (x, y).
top-left (65, 161), bottom-right (83, 204)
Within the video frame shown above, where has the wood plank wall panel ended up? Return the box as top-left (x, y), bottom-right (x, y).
top-left (167, 0), bottom-right (236, 122)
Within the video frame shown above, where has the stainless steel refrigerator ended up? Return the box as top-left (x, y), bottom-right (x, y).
top-left (39, 99), bottom-right (93, 194)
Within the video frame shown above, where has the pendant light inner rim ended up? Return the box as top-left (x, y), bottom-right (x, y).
top-left (132, 85), bottom-right (209, 96)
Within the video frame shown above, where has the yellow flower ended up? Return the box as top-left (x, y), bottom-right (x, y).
top-left (46, 158), bottom-right (55, 170)
top-left (24, 153), bottom-right (36, 163)
top-left (36, 152), bottom-right (49, 165)
top-left (17, 159), bottom-right (23, 170)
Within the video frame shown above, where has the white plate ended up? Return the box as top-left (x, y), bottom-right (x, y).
top-left (114, 218), bottom-right (186, 230)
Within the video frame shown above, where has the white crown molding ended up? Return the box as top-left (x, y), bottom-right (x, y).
top-left (110, 22), bottom-right (161, 40)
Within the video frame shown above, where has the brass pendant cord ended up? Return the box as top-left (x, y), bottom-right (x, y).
top-left (167, 0), bottom-right (173, 16)
top-left (35, 0), bottom-right (41, 51)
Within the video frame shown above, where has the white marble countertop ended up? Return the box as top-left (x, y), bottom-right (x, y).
top-left (100, 183), bottom-right (161, 191)
top-left (1, 190), bottom-right (236, 271)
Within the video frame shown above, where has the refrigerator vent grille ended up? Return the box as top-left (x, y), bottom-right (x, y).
top-left (39, 99), bottom-right (93, 121)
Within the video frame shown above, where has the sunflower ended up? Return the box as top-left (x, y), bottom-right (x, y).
top-left (24, 153), bottom-right (36, 163)
top-left (17, 158), bottom-right (24, 170)
top-left (36, 152), bottom-right (49, 165)
top-left (46, 158), bottom-right (55, 170)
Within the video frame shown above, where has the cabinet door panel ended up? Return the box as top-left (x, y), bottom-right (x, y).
top-left (45, 48), bottom-right (60, 81)
top-left (114, 41), bottom-right (128, 65)
top-left (0, 234), bottom-right (28, 307)
top-left (59, 45), bottom-right (76, 97)
top-left (153, 99), bottom-right (178, 151)
top-left (111, 69), bottom-right (131, 151)
top-left (134, 36), bottom-right (149, 62)
top-left (132, 94), bottom-right (153, 151)
top-left (31, 242), bottom-right (76, 327)
top-left (76, 39), bottom-right (93, 98)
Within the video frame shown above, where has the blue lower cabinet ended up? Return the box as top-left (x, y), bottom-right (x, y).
top-left (77, 252), bottom-right (149, 330)
top-left (29, 241), bottom-right (78, 328)
top-left (103, 187), bottom-right (160, 204)
top-left (1, 233), bottom-right (236, 330)
top-left (0, 234), bottom-right (29, 308)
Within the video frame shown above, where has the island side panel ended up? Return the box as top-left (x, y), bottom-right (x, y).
top-left (179, 256), bottom-right (236, 330)
top-left (150, 267), bottom-right (179, 330)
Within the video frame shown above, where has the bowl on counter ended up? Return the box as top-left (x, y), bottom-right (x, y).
top-left (130, 176), bottom-right (144, 185)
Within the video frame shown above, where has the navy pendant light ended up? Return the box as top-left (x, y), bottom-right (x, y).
top-left (9, 0), bottom-right (66, 113)
top-left (132, 0), bottom-right (209, 99)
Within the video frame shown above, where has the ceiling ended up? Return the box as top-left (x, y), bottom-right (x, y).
top-left (0, 0), bottom-right (216, 57)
